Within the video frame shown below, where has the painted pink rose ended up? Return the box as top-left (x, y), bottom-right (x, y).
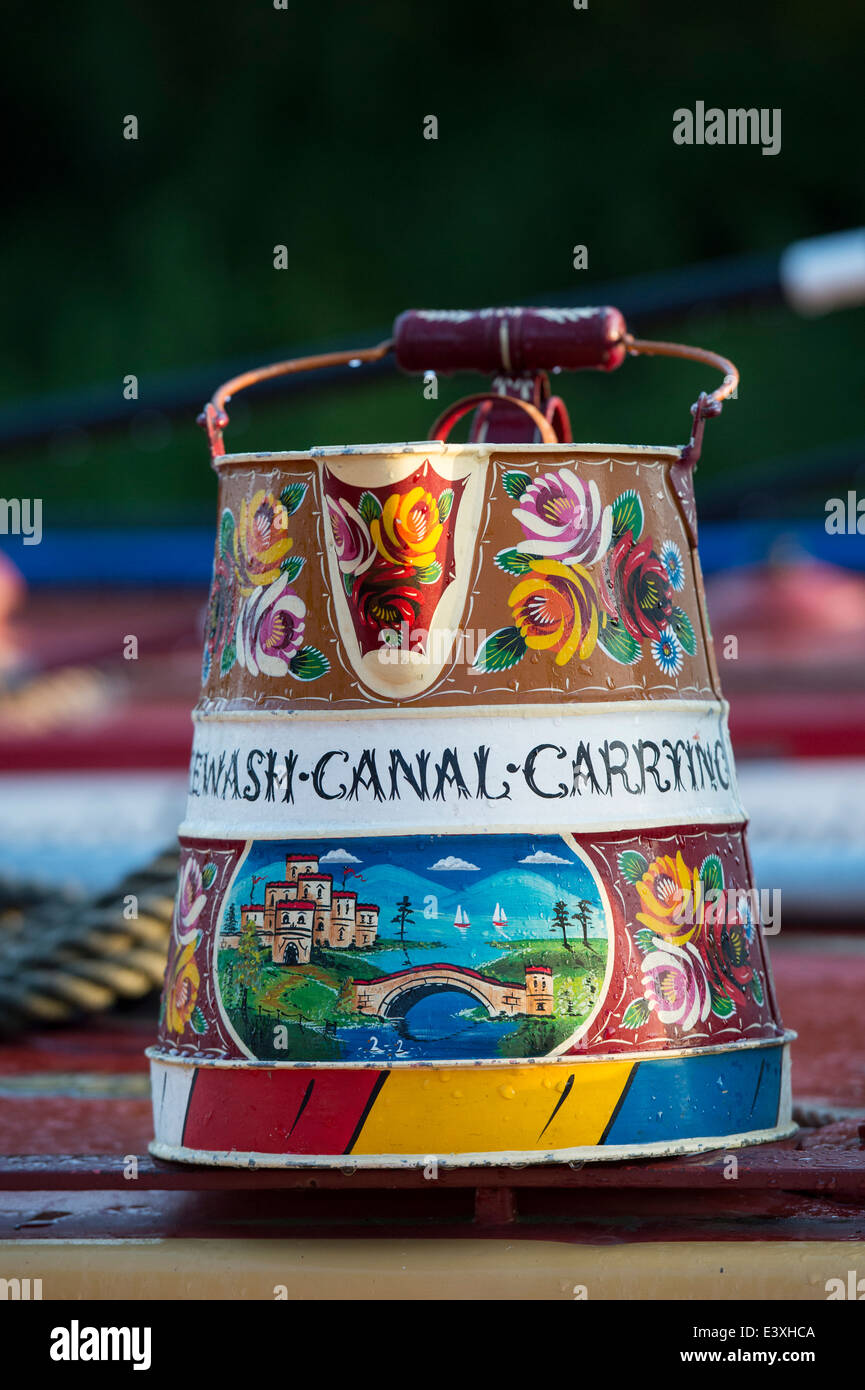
top-left (177, 858), bottom-right (207, 932)
top-left (326, 497), bottom-right (376, 577)
top-left (236, 574), bottom-right (306, 676)
top-left (641, 938), bottom-right (712, 1031)
top-left (513, 470), bottom-right (612, 564)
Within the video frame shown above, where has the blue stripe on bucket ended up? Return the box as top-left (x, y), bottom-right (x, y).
top-left (602, 1043), bottom-right (782, 1146)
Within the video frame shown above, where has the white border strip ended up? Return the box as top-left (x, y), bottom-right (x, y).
top-left (146, 1029), bottom-right (795, 1073)
top-left (181, 700), bottom-right (743, 837)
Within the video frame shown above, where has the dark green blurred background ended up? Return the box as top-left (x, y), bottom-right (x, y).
top-left (2, 0), bottom-right (864, 526)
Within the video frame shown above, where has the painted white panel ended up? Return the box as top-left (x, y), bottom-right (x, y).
top-left (149, 1058), bottom-right (196, 1147)
top-left (180, 700), bottom-right (743, 838)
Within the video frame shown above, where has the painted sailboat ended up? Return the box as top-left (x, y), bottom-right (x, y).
top-left (453, 904), bottom-right (470, 934)
top-left (492, 902), bottom-right (508, 933)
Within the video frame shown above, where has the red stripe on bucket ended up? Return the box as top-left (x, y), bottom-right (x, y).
top-left (182, 1067), bottom-right (386, 1156)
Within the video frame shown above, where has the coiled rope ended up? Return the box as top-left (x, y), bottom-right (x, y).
top-left (0, 848), bottom-right (178, 1033)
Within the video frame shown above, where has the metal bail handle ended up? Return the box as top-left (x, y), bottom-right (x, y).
top-left (197, 306), bottom-right (739, 461)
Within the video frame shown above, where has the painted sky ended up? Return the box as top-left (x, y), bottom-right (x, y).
top-left (226, 834), bottom-right (605, 941)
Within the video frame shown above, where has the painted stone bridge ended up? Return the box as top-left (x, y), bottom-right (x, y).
top-left (352, 962), bottom-right (553, 1019)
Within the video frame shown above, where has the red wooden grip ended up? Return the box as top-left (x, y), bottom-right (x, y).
top-left (393, 306), bottom-right (627, 375)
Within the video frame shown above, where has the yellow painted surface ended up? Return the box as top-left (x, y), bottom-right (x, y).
top-left (353, 1060), bottom-right (633, 1155)
top-left (4, 1240), bottom-right (864, 1300)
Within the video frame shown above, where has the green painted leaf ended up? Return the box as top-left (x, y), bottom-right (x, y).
top-left (289, 646), bottom-right (331, 681)
top-left (470, 626), bottom-right (527, 674)
top-left (598, 615), bottom-right (641, 665)
top-left (220, 640), bottom-right (236, 677)
top-left (415, 560), bottom-right (443, 584)
top-left (219, 508), bottom-right (235, 557)
top-left (700, 854), bottom-right (725, 896)
top-left (750, 973), bottom-right (764, 1006)
top-left (494, 548), bottom-right (534, 576)
top-left (201, 863), bottom-right (217, 889)
top-left (358, 490), bottom-right (382, 523)
top-left (190, 1006), bottom-right (208, 1035)
top-left (611, 489), bottom-right (644, 543)
top-left (622, 998), bottom-right (651, 1029)
top-left (710, 985), bottom-right (735, 1019)
top-left (279, 483), bottom-right (308, 517)
top-left (503, 470), bottom-right (532, 501)
top-left (669, 605), bottom-right (696, 656)
top-left (280, 554), bottom-right (305, 582)
top-left (343, 571), bottom-right (354, 597)
top-left (437, 488), bottom-right (454, 521)
top-left (618, 850), bottom-right (649, 884)
top-left (634, 928), bottom-right (657, 955)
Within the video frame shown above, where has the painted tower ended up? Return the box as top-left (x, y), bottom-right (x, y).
top-left (330, 890), bottom-right (357, 948)
top-left (525, 965), bottom-right (554, 1016)
top-left (355, 903), bottom-right (379, 948)
top-left (296, 871), bottom-right (333, 949)
top-left (273, 899), bottom-right (315, 965)
top-left (263, 881), bottom-right (295, 942)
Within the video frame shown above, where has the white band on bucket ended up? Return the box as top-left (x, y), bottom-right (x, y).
top-left (180, 699), bottom-right (743, 838)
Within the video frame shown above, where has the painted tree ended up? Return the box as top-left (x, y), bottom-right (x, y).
top-left (574, 972), bottom-right (599, 1017)
top-left (391, 895), bottom-right (415, 946)
top-left (223, 902), bottom-right (238, 933)
top-left (336, 977), bottom-right (356, 1017)
top-left (572, 898), bottom-right (595, 950)
top-left (235, 914), bottom-right (264, 1014)
top-left (551, 899), bottom-right (572, 951)
top-left (556, 978), bottom-right (581, 1017)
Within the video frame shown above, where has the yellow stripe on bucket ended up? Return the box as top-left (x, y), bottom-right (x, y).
top-left (351, 1060), bottom-right (635, 1156)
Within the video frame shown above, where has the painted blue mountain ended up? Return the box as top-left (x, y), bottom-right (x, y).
top-left (359, 863), bottom-right (604, 942)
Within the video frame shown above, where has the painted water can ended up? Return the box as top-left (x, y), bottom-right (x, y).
top-left (148, 307), bottom-right (794, 1167)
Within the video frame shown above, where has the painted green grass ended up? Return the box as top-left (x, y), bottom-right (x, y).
top-left (482, 937), bottom-right (605, 983)
top-left (482, 938), bottom-right (607, 1056)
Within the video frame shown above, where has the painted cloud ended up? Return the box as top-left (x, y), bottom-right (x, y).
top-left (519, 849), bottom-right (572, 865)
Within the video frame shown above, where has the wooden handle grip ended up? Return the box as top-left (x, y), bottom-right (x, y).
top-left (392, 307), bottom-right (628, 375)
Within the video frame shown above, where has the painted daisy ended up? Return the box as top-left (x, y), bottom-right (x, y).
top-left (660, 540), bottom-right (685, 592)
top-left (651, 625), bottom-right (683, 676)
top-left (737, 895), bottom-right (756, 945)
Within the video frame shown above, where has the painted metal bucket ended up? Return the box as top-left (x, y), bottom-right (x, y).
top-left (148, 307), bottom-right (794, 1167)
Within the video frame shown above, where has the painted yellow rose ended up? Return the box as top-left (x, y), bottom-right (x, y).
top-left (235, 490), bottom-right (292, 591)
top-left (371, 487), bottom-right (443, 569)
top-left (508, 558), bottom-right (599, 665)
top-left (164, 939), bottom-right (201, 1034)
top-left (635, 852), bottom-right (703, 945)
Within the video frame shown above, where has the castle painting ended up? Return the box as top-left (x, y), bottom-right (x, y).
top-left (220, 853), bottom-right (380, 964)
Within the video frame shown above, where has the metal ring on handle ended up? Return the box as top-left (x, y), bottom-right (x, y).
top-left (427, 392), bottom-right (559, 445)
